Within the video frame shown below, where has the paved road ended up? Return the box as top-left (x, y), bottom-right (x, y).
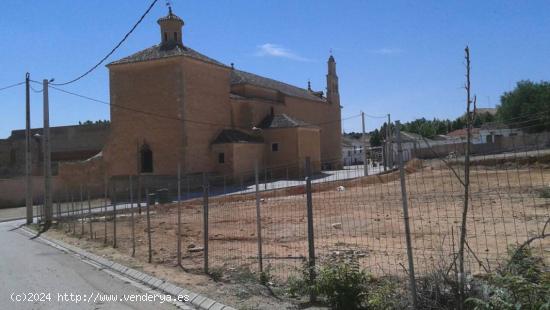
top-left (0, 220), bottom-right (183, 310)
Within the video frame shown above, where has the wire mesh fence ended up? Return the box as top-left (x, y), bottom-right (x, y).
top-left (48, 120), bottom-right (550, 305)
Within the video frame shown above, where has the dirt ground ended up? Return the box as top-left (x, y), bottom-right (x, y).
top-left (50, 159), bottom-right (550, 308)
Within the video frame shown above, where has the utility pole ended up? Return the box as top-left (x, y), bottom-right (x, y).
top-left (361, 112), bottom-right (368, 176)
top-left (43, 79), bottom-right (52, 228)
top-left (25, 73), bottom-right (33, 224)
top-left (386, 113), bottom-right (392, 169)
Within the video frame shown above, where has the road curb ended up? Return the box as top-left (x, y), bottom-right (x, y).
top-left (17, 225), bottom-right (235, 310)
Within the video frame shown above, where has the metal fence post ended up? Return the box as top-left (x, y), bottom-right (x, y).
top-left (112, 181), bottom-right (117, 248)
top-left (177, 163), bottom-right (182, 267)
top-left (255, 161), bottom-right (264, 274)
top-left (186, 175), bottom-right (190, 200)
top-left (80, 184), bottom-right (84, 236)
top-left (264, 167), bottom-right (268, 191)
top-left (305, 157), bottom-right (316, 303)
top-left (137, 174), bottom-right (142, 215)
top-left (103, 177), bottom-right (108, 244)
top-left (71, 192), bottom-right (75, 234)
top-left (395, 121), bottom-right (418, 309)
top-left (87, 185), bottom-right (92, 239)
top-left (202, 173), bottom-right (209, 274)
top-left (146, 189), bottom-right (153, 263)
top-left (129, 175), bottom-right (136, 257)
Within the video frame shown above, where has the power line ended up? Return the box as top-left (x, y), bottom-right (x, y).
top-left (363, 113), bottom-right (387, 119)
top-left (0, 81), bottom-right (24, 92)
top-left (50, 0), bottom-right (159, 86)
top-left (41, 81), bottom-right (354, 130)
top-left (30, 84), bottom-right (43, 93)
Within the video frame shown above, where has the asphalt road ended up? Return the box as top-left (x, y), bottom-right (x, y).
top-left (0, 220), bottom-right (184, 310)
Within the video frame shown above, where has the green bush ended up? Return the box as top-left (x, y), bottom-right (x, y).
top-left (367, 278), bottom-right (404, 309)
top-left (466, 246), bottom-right (550, 309)
top-left (315, 259), bottom-right (370, 310)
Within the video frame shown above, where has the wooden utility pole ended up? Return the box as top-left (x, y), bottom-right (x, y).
top-left (361, 112), bottom-right (368, 176)
top-left (25, 73), bottom-right (33, 224)
top-left (43, 79), bottom-right (52, 228)
top-left (386, 114), bottom-right (392, 169)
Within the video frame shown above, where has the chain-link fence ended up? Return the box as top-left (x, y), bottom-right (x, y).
top-left (48, 120), bottom-right (550, 306)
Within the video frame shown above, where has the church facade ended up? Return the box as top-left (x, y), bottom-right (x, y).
top-left (102, 8), bottom-right (342, 178)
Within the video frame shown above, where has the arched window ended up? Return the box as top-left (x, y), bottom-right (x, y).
top-left (164, 32), bottom-right (168, 42)
top-left (140, 144), bottom-right (153, 173)
top-left (174, 32), bottom-right (178, 41)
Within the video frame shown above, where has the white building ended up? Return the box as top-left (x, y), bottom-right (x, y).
top-left (479, 123), bottom-right (522, 144)
top-left (342, 136), bottom-right (367, 166)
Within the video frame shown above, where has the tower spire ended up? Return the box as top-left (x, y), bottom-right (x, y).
top-left (326, 54), bottom-right (339, 105)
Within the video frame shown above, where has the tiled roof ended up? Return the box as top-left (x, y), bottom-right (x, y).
top-left (447, 128), bottom-right (480, 137)
top-left (231, 69), bottom-right (326, 102)
top-left (109, 45), bottom-right (326, 103)
top-left (157, 9), bottom-right (183, 24)
top-left (212, 129), bottom-right (263, 144)
top-left (258, 114), bottom-right (314, 129)
top-left (108, 44), bottom-right (227, 67)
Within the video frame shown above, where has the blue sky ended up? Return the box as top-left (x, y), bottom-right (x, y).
top-left (1, 0), bottom-right (549, 138)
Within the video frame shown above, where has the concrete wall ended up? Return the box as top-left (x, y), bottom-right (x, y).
top-left (57, 155), bottom-right (106, 196)
top-left (0, 124), bottom-right (108, 178)
top-left (412, 132), bottom-right (550, 159)
top-left (0, 176), bottom-right (64, 208)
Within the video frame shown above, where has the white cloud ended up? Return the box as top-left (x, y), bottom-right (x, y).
top-left (255, 43), bottom-right (312, 61)
top-left (370, 48), bottom-right (402, 55)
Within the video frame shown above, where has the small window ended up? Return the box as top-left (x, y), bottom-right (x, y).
top-left (164, 32), bottom-right (168, 42)
top-left (174, 32), bottom-right (178, 41)
top-left (271, 143), bottom-right (279, 152)
top-left (140, 144), bottom-right (153, 173)
top-left (218, 152), bottom-right (225, 164)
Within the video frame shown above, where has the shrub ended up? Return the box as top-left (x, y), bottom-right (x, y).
top-left (315, 259), bottom-right (370, 310)
top-left (466, 246), bottom-right (550, 309)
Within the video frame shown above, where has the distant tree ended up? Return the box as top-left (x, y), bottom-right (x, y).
top-left (343, 132), bottom-right (362, 139)
top-left (497, 80), bottom-right (550, 132)
top-left (78, 119), bottom-right (111, 125)
top-left (369, 129), bottom-right (382, 146)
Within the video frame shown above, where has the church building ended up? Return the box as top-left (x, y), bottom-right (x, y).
top-left (102, 7), bottom-right (342, 178)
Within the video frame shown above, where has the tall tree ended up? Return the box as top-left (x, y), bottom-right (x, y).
top-left (497, 80), bottom-right (550, 132)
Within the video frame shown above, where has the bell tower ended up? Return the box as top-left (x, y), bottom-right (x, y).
top-left (326, 55), bottom-right (340, 105)
top-left (157, 5), bottom-right (184, 49)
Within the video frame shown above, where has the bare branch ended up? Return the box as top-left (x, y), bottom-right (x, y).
top-left (508, 217), bottom-right (550, 264)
